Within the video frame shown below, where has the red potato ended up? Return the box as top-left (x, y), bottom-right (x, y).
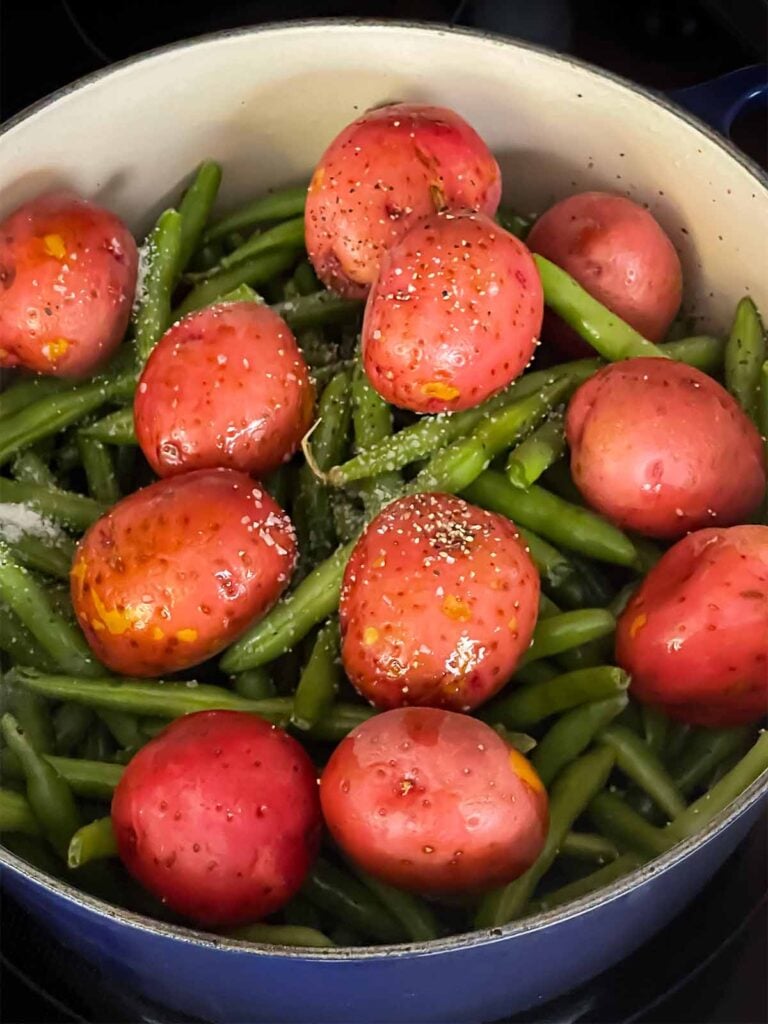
top-left (0, 190), bottom-right (137, 377)
top-left (112, 711), bottom-right (321, 926)
top-left (616, 526), bottom-right (768, 726)
top-left (71, 468), bottom-right (296, 676)
top-left (362, 211), bottom-right (543, 413)
top-left (566, 357), bottom-right (766, 539)
top-left (305, 103), bottom-right (501, 298)
top-left (339, 493), bottom-right (540, 712)
top-left (134, 302), bottom-right (314, 478)
top-left (527, 191), bottom-right (682, 358)
top-left (320, 707), bottom-right (548, 895)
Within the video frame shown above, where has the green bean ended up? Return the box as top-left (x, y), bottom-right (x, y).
top-left (0, 788), bottom-right (42, 835)
top-left (555, 637), bottom-right (613, 673)
top-left (516, 528), bottom-right (591, 609)
top-left (641, 705), bottom-right (669, 758)
top-left (0, 375), bottom-right (133, 467)
top-left (534, 255), bottom-right (668, 360)
top-left (0, 604), bottom-right (58, 671)
top-left (1, 712), bottom-right (80, 856)
top-left (330, 492), bottom-right (365, 544)
top-left (292, 261), bottom-right (321, 296)
top-left (0, 377), bottom-right (68, 422)
top-left (273, 291), bottom-right (362, 332)
top-left (220, 540), bottom-right (356, 672)
top-left (513, 660), bottom-right (560, 686)
top-left (494, 726), bottom-right (537, 754)
top-left (53, 703), bottom-right (95, 756)
top-left (218, 215), bottom-right (305, 270)
top-left (81, 721), bottom-right (114, 762)
top-left (0, 748), bottom-right (122, 799)
top-left (219, 283), bottom-right (262, 304)
top-left (413, 380), bottom-right (572, 495)
top-left (296, 369), bottom-right (353, 567)
top-left (522, 609), bottom-right (615, 665)
top-left (306, 703), bottom-right (375, 742)
top-left (0, 547), bottom-right (99, 676)
top-left (134, 209), bottom-right (183, 362)
top-left (329, 360), bottom-right (601, 486)
top-left (175, 249), bottom-right (297, 317)
top-left (232, 668), bottom-right (276, 701)
top-left (189, 240), bottom-right (225, 273)
top-left (292, 619), bottom-right (341, 731)
top-left (475, 747), bottom-right (615, 927)
top-left (227, 923), bottom-right (335, 948)
top-left (351, 360), bottom-right (401, 516)
top-left (462, 471), bottom-right (641, 568)
top-left (351, 866), bottom-right (439, 942)
top-left (97, 709), bottom-right (144, 750)
top-left (302, 859), bottom-right (404, 943)
top-left (203, 186), bottom-right (307, 244)
top-left (2, 529), bottom-right (74, 580)
top-left (538, 593), bottom-right (560, 619)
top-left (177, 160), bottom-right (223, 273)
top-left (531, 694), bottom-right (628, 786)
top-left (0, 479), bottom-right (106, 531)
top-left (669, 731), bottom-right (768, 840)
top-left (530, 853), bottom-right (640, 914)
top-left (11, 450), bottom-right (57, 487)
top-left (671, 726), bottom-right (752, 797)
top-left (599, 725), bottom-right (686, 820)
top-left (496, 207), bottom-right (532, 239)
top-left (587, 791), bottom-right (674, 858)
top-left (76, 435), bottom-right (120, 505)
top-left (67, 815), bottom-right (117, 868)
top-left (481, 666), bottom-right (629, 730)
top-left (264, 465), bottom-right (291, 509)
top-left (665, 722), bottom-right (693, 762)
top-left (13, 667), bottom-right (371, 740)
top-left (3, 685), bottom-right (55, 754)
top-left (80, 407), bottom-right (136, 446)
top-left (725, 297), bottom-right (765, 422)
top-left (506, 417), bottom-right (566, 490)
top-left (140, 717), bottom-right (171, 739)
top-left (283, 894), bottom-right (324, 931)
top-left (560, 831), bottom-right (621, 864)
top-left (661, 335), bottom-right (725, 373)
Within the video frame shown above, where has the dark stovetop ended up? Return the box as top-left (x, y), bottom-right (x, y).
top-left (1, 2), bottom-right (766, 1022)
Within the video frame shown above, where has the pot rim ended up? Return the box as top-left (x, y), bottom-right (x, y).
top-left (1, 17), bottom-right (766, 961)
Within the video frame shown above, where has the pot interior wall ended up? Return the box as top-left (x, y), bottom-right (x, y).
top-left (1, 23), bottom-right (767, 334)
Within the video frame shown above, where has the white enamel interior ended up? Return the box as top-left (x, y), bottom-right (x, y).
top-left (1, 22), bottom-right (767, 335)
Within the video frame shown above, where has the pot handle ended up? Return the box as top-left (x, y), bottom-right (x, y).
top-left (668, 64), bottom-right (768, 137)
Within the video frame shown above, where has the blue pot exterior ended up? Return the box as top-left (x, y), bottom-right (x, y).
top-left (2, 795), bottom-right (764, 1023)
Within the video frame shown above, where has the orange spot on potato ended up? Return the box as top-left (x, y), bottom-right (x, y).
top-left (176, 628), bottom-right (198, 643)
top-left (90, 589), bottom-right (150, 636)
top-left (43, 233), bottom-right (67, 259)
top-left (372, 555), bottom-right (386, 569)
top-left (508, 615), bottom-right (518, 633)
top-left (629, 613), bottom-right (647, 639)
top-left (44, 338), bottom-right (70, 363)
top-left (421, 381), bottom-right (460, 402)
top-left (442, 594), bottom-right (472, 622)
top-left (91, 618), bottom-right (105, 632)
top-left (152, 627), bottom-right (165, 641)
top-left (363, 626), bottom-right (379, 646)
top-left (508, 748), bottom-right (544, 793)
top-left (70, 558), bottom-right (87, 598)
top-left (309, 167), bottom-right (325, 193)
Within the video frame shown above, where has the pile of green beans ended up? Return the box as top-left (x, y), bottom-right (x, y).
top-left (2, 160), bottom-right (766, 951)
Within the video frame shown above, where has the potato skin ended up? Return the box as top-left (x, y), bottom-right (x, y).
top-left (362, 211), bottom-right (543, 413)
top-left (616, 525), bottom-right (768, 726)
top-left (566, 358), bottom-right (766, 538)
top-left (134, 302), bottom-right (314, 478)
top-left (0, 190), bottom-right (137, 377)
top-left (305, 103), bottom-right (501, 298)
top-left (320, 707), bottom-right (548, 895)
top-left (112, 711), bottom-right (321, 926)
top-left (339, 493), bottom-right (540, 712)
top-left (527, 191), bottom-right (682, 358)
top-left (71, 469), bottom-right (296, 676)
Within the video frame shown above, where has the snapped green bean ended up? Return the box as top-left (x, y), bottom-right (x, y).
top-left (0, 789), bottom-right (43, 836)
top-left (0, 478), bottom-right (106, 531)
top-left (531, 694), bottom-right (628, 786)
top-left (203, 185), bottom-right (307, 244)
top-left (725, 296), bottom-right (765, 423)
top-left (599, 725), bottom-right (686, 820)
top-left (506, 416), bottom-right (566, 489)
top-left (291, 619), bottom-right (341, 730)
top-left (522, 608), bottom-right (615, 665)
top-left (481, 666), bottom-right (629, 729)
top-left (133, 209), bottom-right (183, 362)
top-left (68, 816), bottom-right (118, 869)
